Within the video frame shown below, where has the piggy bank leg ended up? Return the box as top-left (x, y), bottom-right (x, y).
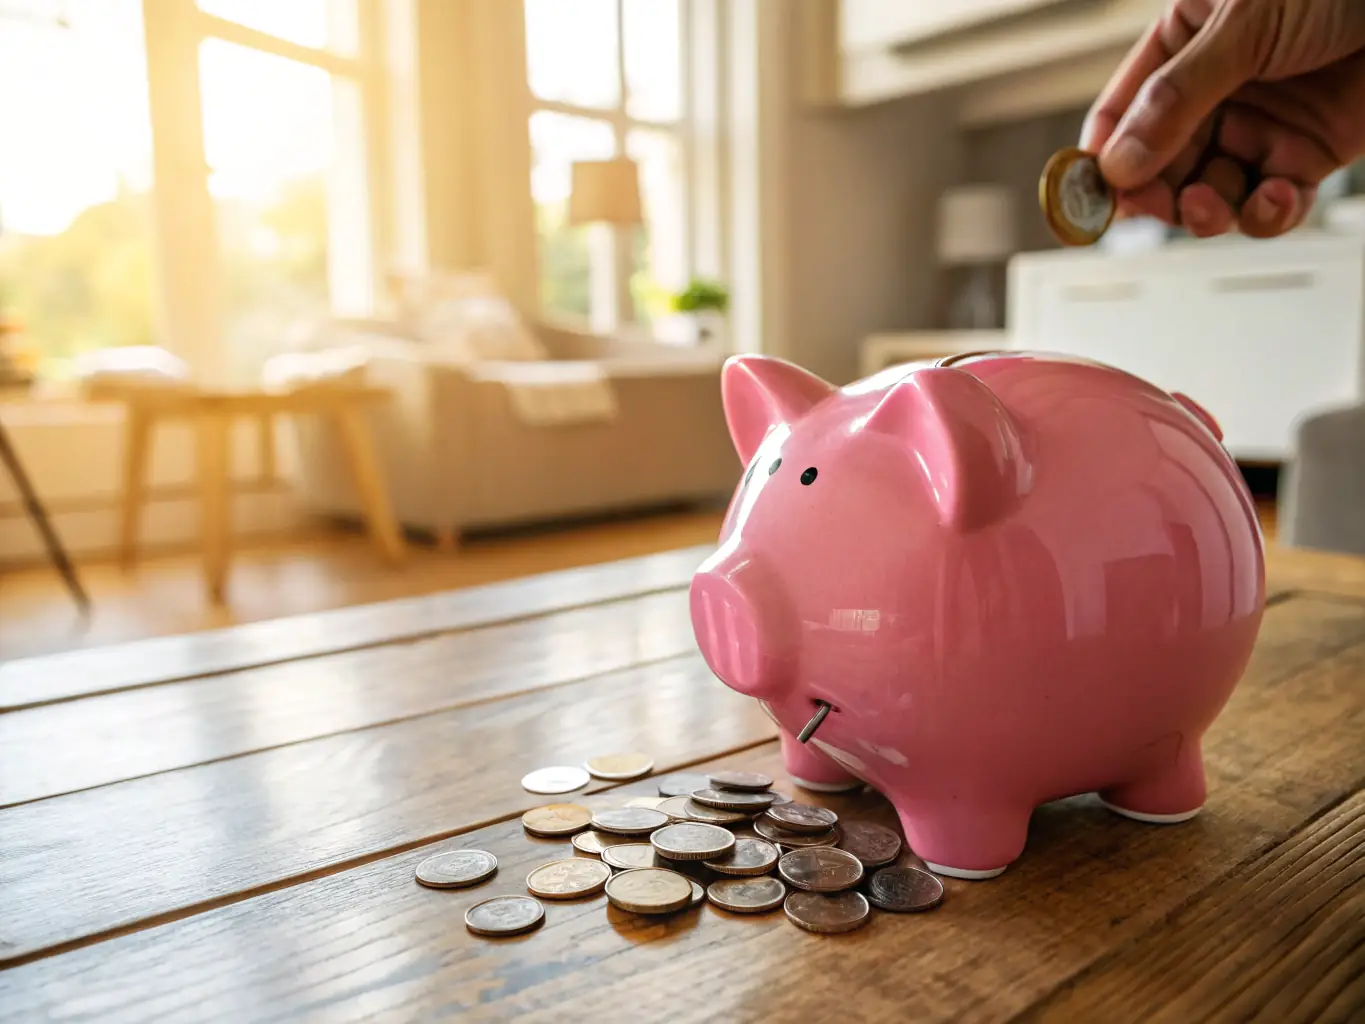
top-left (1099, 738), bottom-right (1206, 823)
top-left (779, 730), bottom-right (863, 793)
top-left (895, 802), bottom-right (1032, 880)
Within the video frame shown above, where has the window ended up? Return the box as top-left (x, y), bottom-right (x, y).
top-left (0, 0), bottom-right (378, 383)
top-left (0, 0), bottom-right (157, 379)
top-left (196, 0), bottom-right (373, 383)
top-left (524, 0), bottom-right (688, 331)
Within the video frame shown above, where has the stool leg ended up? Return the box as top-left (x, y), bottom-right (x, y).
top-left (118, 407), bottom-right (152, 570)
top-left (197, 412), bottom-right (231, 603)
top-left (258, 412), bottom-right (276, 485)
top-left (0, 420), bottom-right (90, 613)
top-left (335, 404), bottom-right (405, 564)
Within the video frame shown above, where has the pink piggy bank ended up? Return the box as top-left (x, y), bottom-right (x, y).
top-left (690, 351), bottom-right (1265, 879)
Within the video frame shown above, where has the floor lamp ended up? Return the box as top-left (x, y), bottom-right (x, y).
top-left (569, 158), bottom-right (644, 333)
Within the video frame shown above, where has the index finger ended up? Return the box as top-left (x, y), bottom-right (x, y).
top-left (1081, 21), bottom-right (1173, 152)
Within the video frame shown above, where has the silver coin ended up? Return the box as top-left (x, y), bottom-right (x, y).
top-left (602, 843), bottom-right (660, 871)
top-left (778, 847), bottom-right (864, 892)
top-left (704, 837), bottom-right (780, 876)
top-left (707, 876), bottom-right (787, 914)
top-left (656, 772), bottom-right (712, 797)
top-left (688, 879), bottom-right (707, 908)
top-left (414, 849), bottom-right (498, 889)
top-left (838, 821), bottom-right (903, 868)
top-left (520, 766), bottom-right (590, 794)
top-left (766, 802), bottom-right (839, 834)
top-left (784, 890), bottom-right (871, 934)
top-left (591, 807), bottom-right (671, 835)
top-left (464, 895), bottom-right (545, 937)
top-left (571, 830), bottom-right (635, 856)
top-left (691, 788), bottom-right (775, 812)
top-left (867, 867), bottom-right (945, 912)
top-left (767, 792), bottom-right (794, 806)
top-left (650, 822), bottom-right (737, 861)
top-left (709, 770), bottom-right (774, 792)
top-left (753, 815), bottom-right (839, 847)
top-left (657, 796), bottom-right (747, 826)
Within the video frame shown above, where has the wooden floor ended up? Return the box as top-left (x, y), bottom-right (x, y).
top-left (0, 508), bottom-right (726, 662)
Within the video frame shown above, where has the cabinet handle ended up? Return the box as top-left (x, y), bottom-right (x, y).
top-left (1060, 282), bottom-right (1142, 302)
top-left (1209, 271), bottom-right (1315, 293)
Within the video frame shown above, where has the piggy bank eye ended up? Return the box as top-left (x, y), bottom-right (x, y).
top-left (744, 462), bottom-right (756, 485)
top-left (767, 457), bottom-right (782, 476)
top-left (800, 467), bottom-right (818, 485)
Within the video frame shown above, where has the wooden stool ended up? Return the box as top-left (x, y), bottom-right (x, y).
top-left (90, 380), bottom-right (406, 603)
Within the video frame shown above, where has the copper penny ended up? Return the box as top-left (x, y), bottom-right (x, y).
top-left (838, 821), bottom-right (903, 868)
top-left (867, 866), bottom-right (945, 912)
top-left (765, 802), bottom-right (839, 834)
top-left (784, 891), bottom-right (871, 934)
top-left (778, 847), bottom-right (864, 892)
top-left (708, 770), bottom-right (774, 792)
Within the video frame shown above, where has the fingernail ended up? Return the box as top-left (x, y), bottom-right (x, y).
top-left (1105, 136), bottom-right (1153, 183)
top-left (1249, 191), bottom-right (1278, 223)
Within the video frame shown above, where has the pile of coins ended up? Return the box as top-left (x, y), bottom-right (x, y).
top-left (417, 756), bottom-right (945, 938)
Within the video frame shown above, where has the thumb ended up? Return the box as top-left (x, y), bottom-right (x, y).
top-left (1101, 5), bottom-right (1259, 189)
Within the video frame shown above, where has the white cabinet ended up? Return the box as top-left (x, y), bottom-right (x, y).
top-left (805, 0), bottom-right (1160, 109)
top-left (1007, 232), bottom-right (1365, 462)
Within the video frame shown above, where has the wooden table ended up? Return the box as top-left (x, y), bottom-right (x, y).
top-left (1, 543), bottom-right (1363, 1022)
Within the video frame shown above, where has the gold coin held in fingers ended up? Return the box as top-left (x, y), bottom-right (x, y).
top-left (1040, 146), bottom-right (1116, 246)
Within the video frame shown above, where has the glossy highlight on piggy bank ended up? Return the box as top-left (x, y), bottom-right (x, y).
top-left (689, 351), bottom-right (1265, 879)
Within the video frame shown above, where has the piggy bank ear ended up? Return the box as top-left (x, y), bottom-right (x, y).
top-left (864, 367), bottom-right (1031, 531)
top-left (721, 355), bottom-right (836, 465)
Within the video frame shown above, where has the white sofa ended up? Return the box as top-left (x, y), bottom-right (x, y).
top-left (274, 317), bottom-right (740, 542)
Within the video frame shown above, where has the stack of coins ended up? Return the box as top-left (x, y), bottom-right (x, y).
top-left (417, 756), bottom-right (946, 940)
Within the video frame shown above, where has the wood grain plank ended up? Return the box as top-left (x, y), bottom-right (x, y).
top-left (0, 544), bottom-right (711, 710)
top-left (0, 589), bottom-right (696, 806)
top-left (3, 595), bottom-right (1363, 1019)
top-left (1266, 542), bottom-right (1365, 600)
top-left (0, 655), bottom-right (774, 963)
top-left (1022, 789), bottom-right (1365, 1023)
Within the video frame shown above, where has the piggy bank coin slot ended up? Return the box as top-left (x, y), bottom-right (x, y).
top-left (797, 700), bottom-right (833, 744)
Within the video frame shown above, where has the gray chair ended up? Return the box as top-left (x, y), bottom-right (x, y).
top-left (1278, 404), bottom-right (1365, 557)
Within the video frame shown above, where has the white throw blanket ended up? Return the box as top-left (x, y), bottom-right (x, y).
top-left (470, 360), bottom-right (619, 427)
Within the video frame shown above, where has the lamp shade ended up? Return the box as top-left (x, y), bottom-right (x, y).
top-left (568, 158), bottom-right (643, 226)
top-left (936, 184), bottom-right (1017, 265)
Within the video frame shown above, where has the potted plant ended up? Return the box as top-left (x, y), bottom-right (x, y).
top-left (670, 278), bottom-right (729, 351)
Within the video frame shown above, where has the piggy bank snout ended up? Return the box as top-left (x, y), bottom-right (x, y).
top-left (689, 569), bottom-right (783, 698)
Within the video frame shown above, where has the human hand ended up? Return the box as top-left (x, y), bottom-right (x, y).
top-left (1081, 0), bottom-right (1365, 238)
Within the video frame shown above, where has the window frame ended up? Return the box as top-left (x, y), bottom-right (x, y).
top-left (525, 0), bottom-right (694, 334)
top-left (141, 0), bottom-right (385, 380)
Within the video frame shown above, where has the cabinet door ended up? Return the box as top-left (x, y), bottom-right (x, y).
top-left (1031, 272), bottom-right (1186, 388)
top-left (1172, 262), bottom-right (1364, 460)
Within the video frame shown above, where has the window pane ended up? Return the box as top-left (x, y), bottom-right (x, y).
top-left (524, 0), bottom-right (619, 110)
top-left (197, 0), bottom-right (359, 56)
top-left (0, 0), bottom-right (156, 378)
top-left (626, 129), bottom-right (686, 324)
top-left (530, 111), bottom-right (615, 322)
top-left (200, 38), bottom-right (371, 383)
top-left (623, 0), bottom-right (680, 121)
